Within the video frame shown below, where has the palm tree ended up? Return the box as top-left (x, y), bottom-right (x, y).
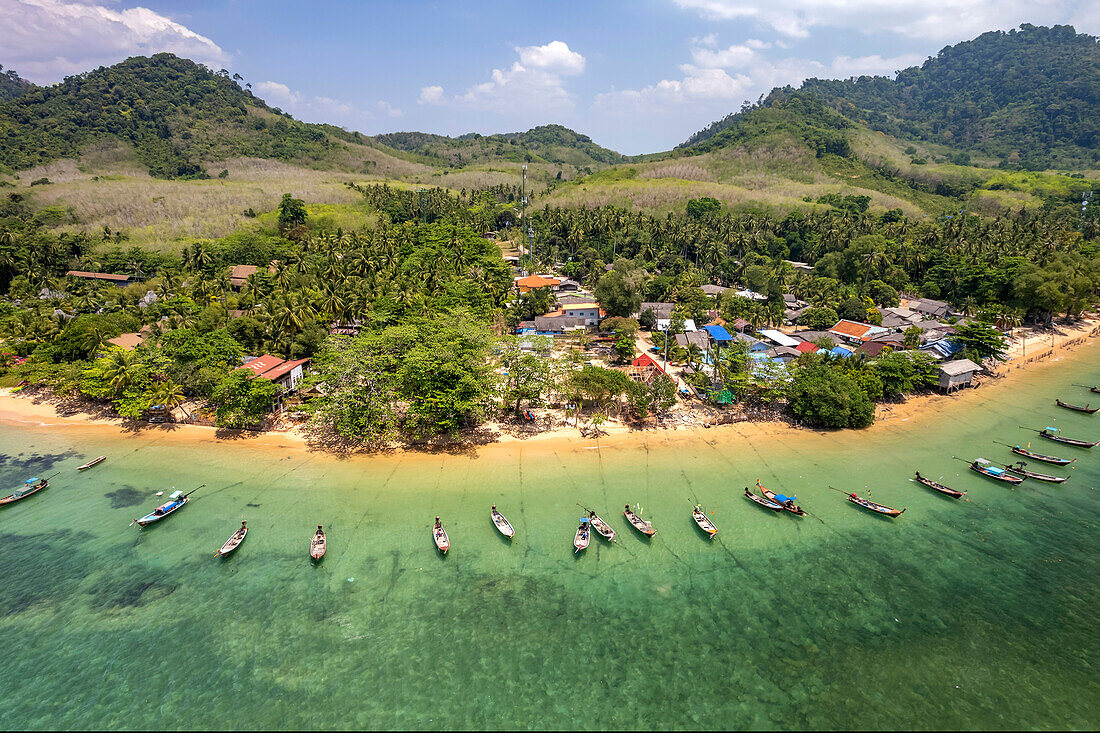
top-left (150, 381), bottom-right (189, 421)
top-left (101, 348), bottom-right (139, 398)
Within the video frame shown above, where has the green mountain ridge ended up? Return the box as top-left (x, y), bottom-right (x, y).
top-left (0, 54), bottom-right (410, 179)
top-left (683, 24), bottom-right (1099, 170)
top-left (373, 124), bottom-right (626, 169)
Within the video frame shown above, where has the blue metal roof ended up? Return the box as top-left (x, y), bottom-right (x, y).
top-left (830, 346), bottom-right (854, 357)
top-left (702, 324), bottom-right (733, 342)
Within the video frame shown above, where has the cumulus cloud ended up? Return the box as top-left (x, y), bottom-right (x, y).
top-left (418, 41), bottom-right (586, 114)
top-left (829, 53), bottom-right (926, 78)
top-left (256, 80), bottom-right (396, 124)
top-left (672, 0), bottom-right (1096, 41)
top-left (418, 85), bottom-right (445, 105)
top-left (516, 40), bottom-right (585, 74)
top-left (0, 0), bottom-right (230, 82)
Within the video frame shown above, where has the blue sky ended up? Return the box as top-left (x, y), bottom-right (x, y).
top-left (2, 0), bottom-right (1097, 154)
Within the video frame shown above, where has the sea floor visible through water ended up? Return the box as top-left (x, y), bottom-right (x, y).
top-left (0, 346), bottom-right (1097, 729)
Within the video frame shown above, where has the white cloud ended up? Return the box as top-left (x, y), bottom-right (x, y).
top-left (256, 80), bottom-right (391, 125)
top-left (671, 0), bottom-right (1096, 40)
top-left (420, 41), bottom-right (586, 114)
top-left (255, 80), bottom-right (301, 105)
top-left (418, 85), bottom-right (444, 104)
top-left (515, 40), bottom-right (585, 74)
top-left (0, 0), bottom-right (230, 83)
top-left (691, 43), bottom-right (760, 68)
top-left (829, 53), bottom-right (926, 78)
top-left (377, 100), bottom-right (402, 117)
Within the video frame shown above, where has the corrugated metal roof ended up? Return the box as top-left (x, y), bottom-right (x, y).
top-left (939, 358), bottom-right (981, 375)
top-left (758, 329), bottom-right (800, 348)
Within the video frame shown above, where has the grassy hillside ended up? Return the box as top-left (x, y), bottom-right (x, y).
top-left (0, 53), bottom-right (425, 179)
top-left (374, 124), bottom-right (625, 170)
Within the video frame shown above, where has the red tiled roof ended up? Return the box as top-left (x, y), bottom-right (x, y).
top-left (795, 341), bottom-right (818, 353)
top-left (516, 275), bottom-right (560, 289)
top-left (258, 358), bottom-right (309, 382)
top-left (238, 354), bottom-right (284, 376)
top-left (631, 353), bottom-right (666, 372)
top-left (828, 320), bottom-right (875, 340)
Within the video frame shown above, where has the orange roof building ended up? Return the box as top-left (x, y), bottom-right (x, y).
top-left (827, 320), bottom-right (889, 342)
top-left (516, 275), bottom-right (560, 293)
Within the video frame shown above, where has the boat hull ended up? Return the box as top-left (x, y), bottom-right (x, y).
top-left (77, 456), bottom-right (106, 471)
top-left (491, 511), bottom-right (515, 538)
top-left (136, 498), bottom-right (188, 526)
top-left (217, 529), bottom-right (247, 556)
top-left (0, 481), bottom-right (48, 505)
top-left (1011, 447), bottom-right (1074, 466)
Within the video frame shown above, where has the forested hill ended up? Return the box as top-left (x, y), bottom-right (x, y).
top-left (0, 53), bottom-right (383, 178)
top-left (0, 65), bottom-right (34, 101)
top-left (373, 124), bottom-right (626, 168)
top-left (682, 24), bottom-right (1099, 169)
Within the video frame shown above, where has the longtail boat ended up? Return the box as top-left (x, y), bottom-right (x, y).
top-left (310, 525), bottom-right (326, 560)
top-left (744, 487), bottom-right (784, 512)
top-left (1090, 386), bottom-right (1100, 394)
top-left (0, 477), bottom-right (49, 506)
top-left (432, 517), bottom-right (449, 554)
top-left (574, 518), bottom-right (591, 553)
top-left (215, 521), bottom-right (248, 557)
top-left (76, 455), bottom-right (106, 471)
top-left (1011, 445), bottom-right (1075, 466)
top-left (1039, 427), bottom-right (1099, 448)
top-left (623, 504), bottom-right (656, 537)
top-left (134, 490), bottom-right (189, 526)
top-left (692, 505), bottom-right (717, 537)
top-left (913, 472), bottom-right (966, 499)
top-left (490, 505), bottom-right (515, 539)
top-left (970, 459), bottom-right (1024, 485)
top-left (1002, 463), bottom-right (1069, 484)
top-left (846, 492), bottom-right (905, 518)
top-left (1056, 399), bottom-right (1098, 414)
top-left (756, 481), bottom-right (806, 516)
top-left (588, 511), bottom-right (616, 541)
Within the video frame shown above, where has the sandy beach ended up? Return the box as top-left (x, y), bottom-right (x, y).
top-left (2, 316), bottom-right (1097, 458)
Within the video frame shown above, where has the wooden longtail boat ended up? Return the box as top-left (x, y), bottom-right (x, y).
top-left (623, 504), bottom-right (656, 537)
top-left (970, 459), bottom-right (1025, 485)
top-left (846, 493), bottom-right (906, 518)
top-left (310, 525), bottom-right (326, 560)
top-left (1002, 463), bottom-right (1069, 484)
top-left (913, 472), bottom-right (966, 499)
top-left (756, 481), bottom-right (806, 516)
top-left (588, 512), bottom-right (616, 541)
top-left (1056, 399), bottom-right (1098, 414)
top-left (490, 505), bottom-right (515, 539)
top-left (1039, 427), bottom-right (1099, 448)
top-left (432, 517), bottom-right (449, 554)
top-left (0, 477), bottom-right (49, 505)
top-left (1011, 445), bottom-right (1075, 466)
top-left (76, 455), bottom-right (106, 471)
top-left (574, 518), bottom-right (591, 553)
top-left (1090, 386), bottom-right (1100, 394)
top-left (134, 490), bottom-right (189, 526)
top-left (692, 505), bottom-right (717, 537)
top-left (215, 521), bottom-right (248, 557)
top-left (744, 487), bottom-right (784, 512)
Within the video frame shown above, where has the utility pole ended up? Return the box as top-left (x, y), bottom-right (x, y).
top-left (520, 163), bottom-right (530, 266)
top-left (418, 187), bottom-right (427, 224)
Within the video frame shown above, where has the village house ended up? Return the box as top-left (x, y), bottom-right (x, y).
top-left (560, 301), bottom-right (604, 326)
top-left (228, 262), bottom-right (278, 288)
top-left (515, 275), bottom-right (560, 293)
top-left (701, 324), bottom-right (734, 347)
top-left (757, 329), bottom-right (801, 348)
top-left (65, 270), bottom-right (133, 286)
top-left (639, 302), bottom-right (675, 321)
top-left (828, 319), bottom-right (890, 344)
top-left (674, 331), bottom-right (711, 350)
top-left (700, 284), bottom-right (728, 296)
top-left (238, 354), bottom-right (310, 392)
top-left (531, 314), bottom-right (587, 335)
top-left (906, 297), bottom-right (951, 319)
top-left (656, 317), bottom-right (696, 333)
top-left (625, 353), bottom-right (670, 383)
top-left (937, 358), bottom-right (982, 391)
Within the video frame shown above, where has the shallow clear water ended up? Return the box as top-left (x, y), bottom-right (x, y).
top-left (0, 348), bottom-right (1097, 729)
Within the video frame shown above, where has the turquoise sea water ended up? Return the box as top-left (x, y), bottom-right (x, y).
top-left (0, 347), bottom-right (1097, 730)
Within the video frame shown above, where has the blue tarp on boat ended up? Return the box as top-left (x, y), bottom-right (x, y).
top-left (775, 494), bottom-right (796, 503)
top-left (987, 466), bottom-right (1005, 475)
